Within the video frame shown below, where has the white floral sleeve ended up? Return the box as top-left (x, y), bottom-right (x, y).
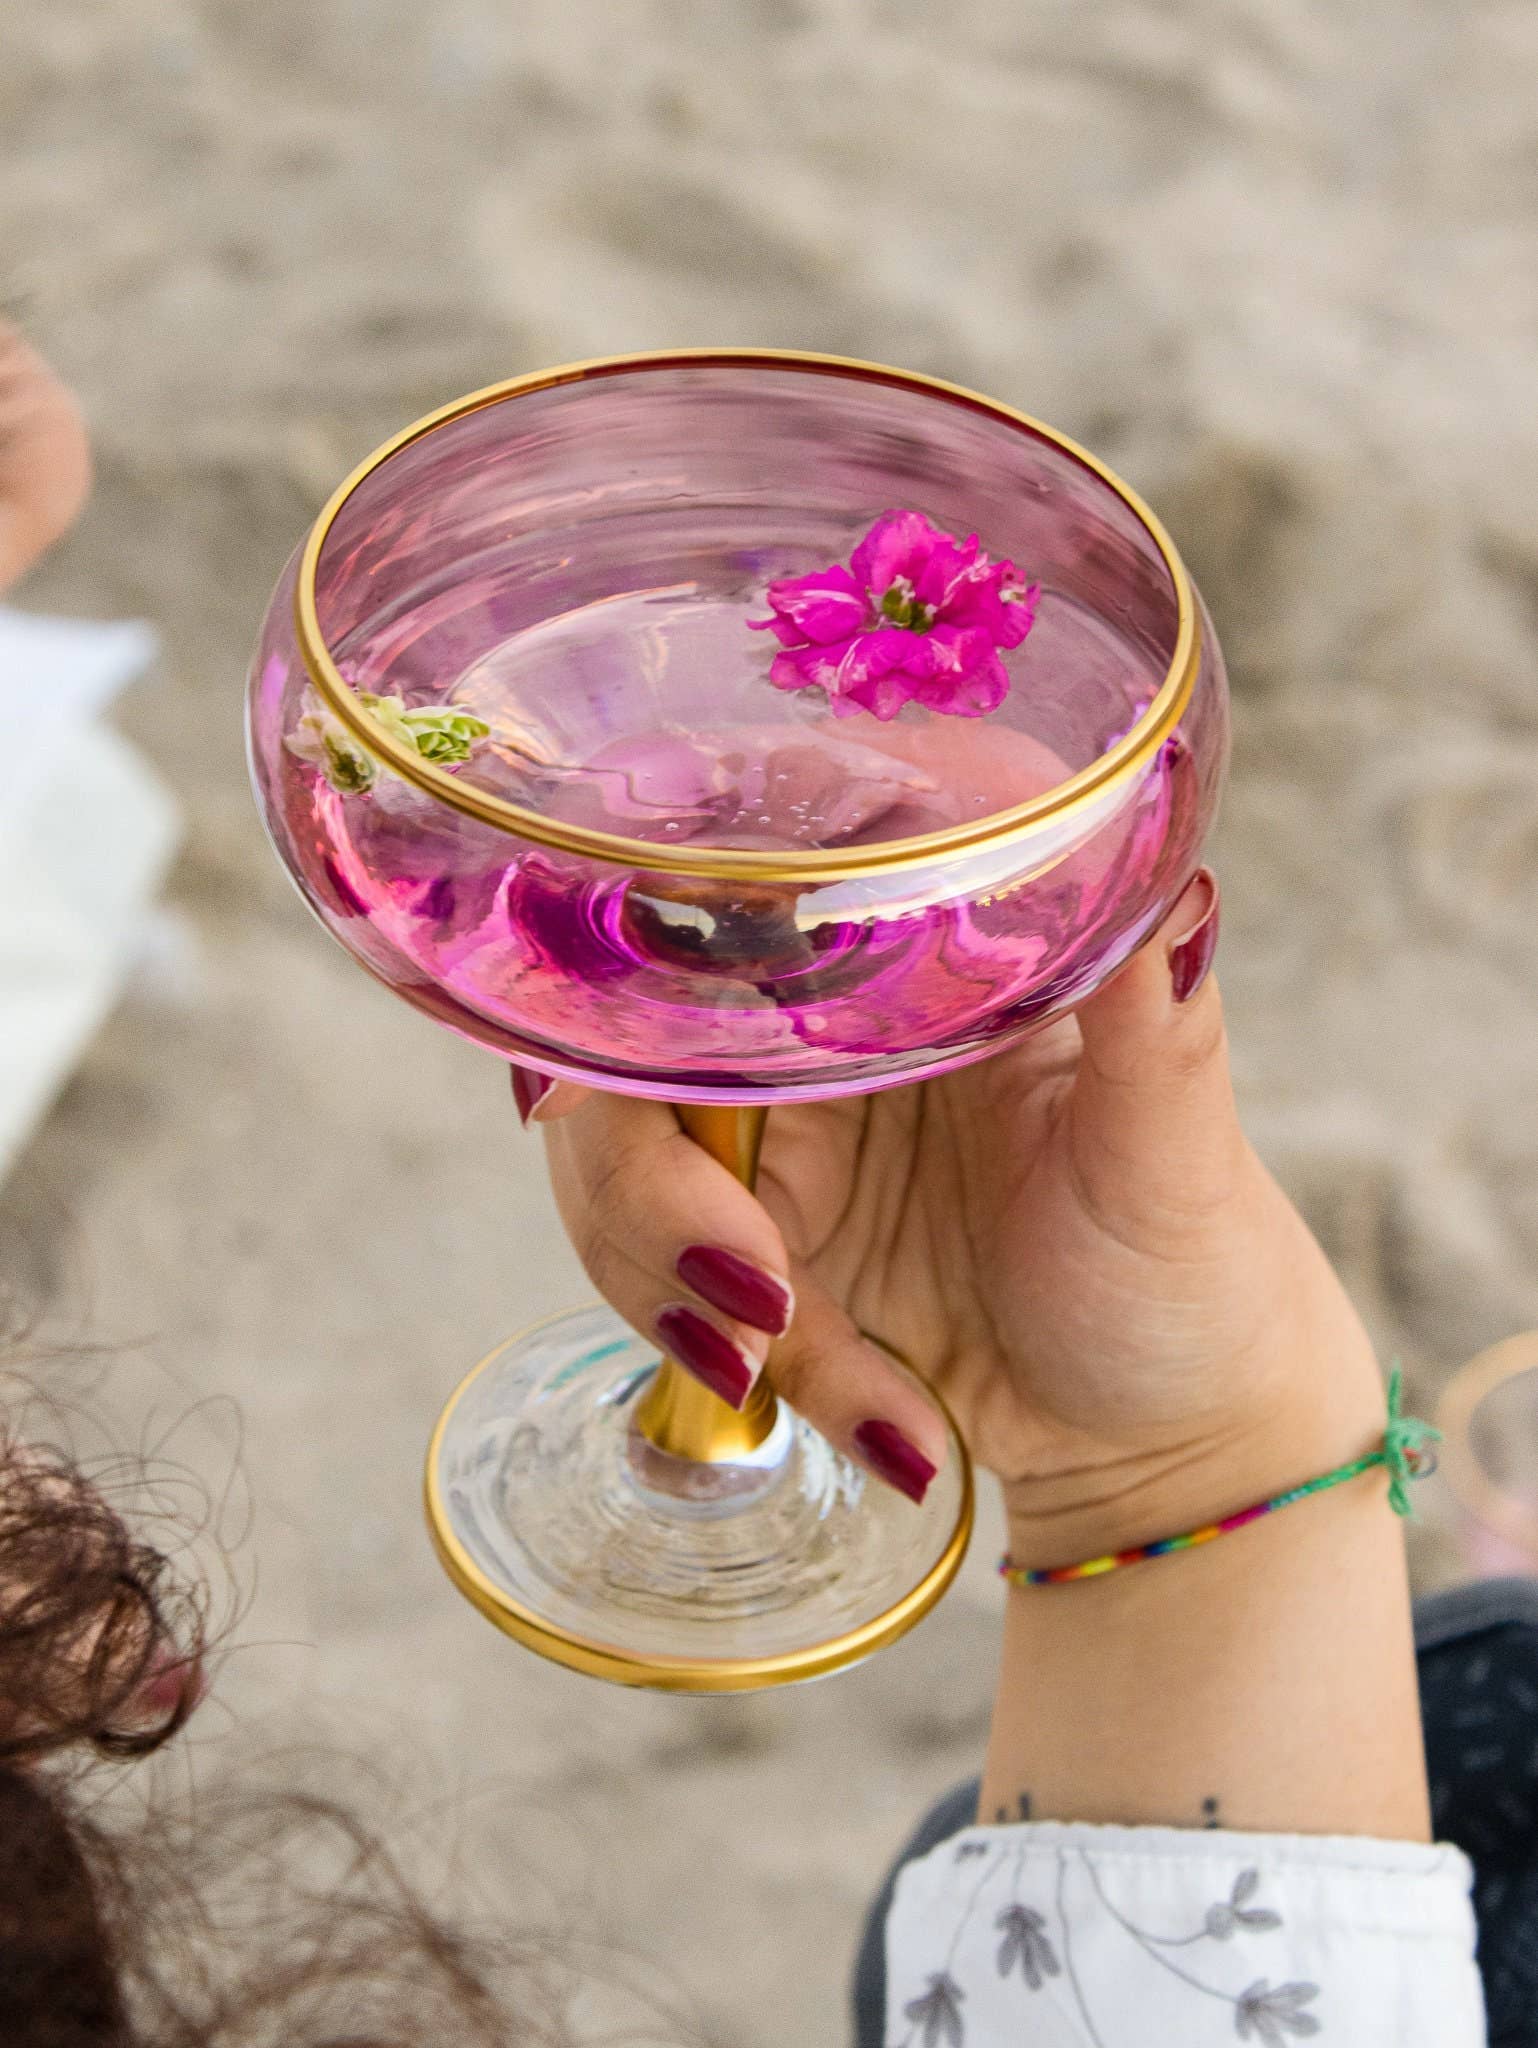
top-left (884, 1821), bottom-right (1485, 2046)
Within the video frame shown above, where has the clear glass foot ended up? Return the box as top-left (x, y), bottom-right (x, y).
top-left (425, 1304), bottom-right (972, 1690)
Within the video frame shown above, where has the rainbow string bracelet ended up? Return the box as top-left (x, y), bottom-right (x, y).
top-left (1000, 1370), bottom-right (1440, 1589)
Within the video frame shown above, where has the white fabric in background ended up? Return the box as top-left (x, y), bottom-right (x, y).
top-left (886, 1819), bottom-right (1484, 2046)
top-left (0, 608), bottom-right (178, 1181)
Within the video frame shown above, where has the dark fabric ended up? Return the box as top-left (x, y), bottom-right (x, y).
top-left (853, 1579), bottom-right (1538, 2048)
top-left (1418, 1581), bottom-right (1538, 2046)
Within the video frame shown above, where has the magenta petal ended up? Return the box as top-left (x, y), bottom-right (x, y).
top-left (914, 534), bottom-right (980, 610)
top-left (936, 581), bottom-right (990, 635)
top-left (913, 624), bottom-right (1009, 712)
top-left (840, 666), bottom-right (916, 720)
top-left (835, 624), bottom-right (919, 684)
top-left (770, 644), bottom-right (852, 694)
top-left (995, 578), bottom-right (1041, 648)
top-left (764, 563), bottom-right (864, 602)
top-left (826, 630), bottom-right (924, 720)
top-left (893, 636), bottom-right (944, 679)
top-left (767, 650), bottom-right (814, 692)
top-left (783, 589), bottom-right (869, 645)
top-left (933, 552), bottom-right (999, 621)
top-left (751, 611), bottom-right (815, 649)
top-left (850, 509), bottom-right (942, 599)
top-left (924, 622), bottom-right (992, 672)
top-left (759, 565), bottom-right (869, 646)
top-left (944, 567), bottom-right (1039, 647)
top-left (952, 663), bottom-right (1011, 715)
top-left (915, 649), bottom-right (1011, 717)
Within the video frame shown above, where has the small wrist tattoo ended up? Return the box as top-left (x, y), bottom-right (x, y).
top-left (989, 1790), bottom-right (1219, 1828)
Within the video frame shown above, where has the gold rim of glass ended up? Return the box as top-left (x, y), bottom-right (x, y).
top-left (422, 1313), bottom-right (976, 1693)
top-left (295, 347), bottom-right (1200, 884)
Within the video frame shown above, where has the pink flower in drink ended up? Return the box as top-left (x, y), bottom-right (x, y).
top-left (749, 509), bottom-right (1039, 721)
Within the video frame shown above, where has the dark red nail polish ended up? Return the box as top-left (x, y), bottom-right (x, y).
top-left (511, 1065), bottom-right (552, 1125)
top-left (853, 1419), bottom-right (937, 1505)
top-left (676, 1245), bottom-right (793, 1336)
top-left (1168, 871), bottom-right (1220, 1004)
top-left (657, 1305), bottom-right (755, 1409)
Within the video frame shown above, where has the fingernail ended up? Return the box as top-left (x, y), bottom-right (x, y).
top-left (676, 1245), bottom-right (794, 1336)
top-left (852, 1419), bottom-right (937, 1505)
top-left (511, 1065), bottom-right (553, 1125)
top-left (1168, 868), bottom-right (1220, 1004)
top-left (656, 1304), bottom-right (756, 1409)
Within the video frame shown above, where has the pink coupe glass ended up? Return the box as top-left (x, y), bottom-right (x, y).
top-left (247, 351), bottom-right (1228, 1690)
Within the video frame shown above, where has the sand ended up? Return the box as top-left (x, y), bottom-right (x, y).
top-left (3, 1), bottom-right (1537, 2040)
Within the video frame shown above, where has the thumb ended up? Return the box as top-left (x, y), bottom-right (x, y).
top-left (1069, 868), bottom-right (1243, 1228)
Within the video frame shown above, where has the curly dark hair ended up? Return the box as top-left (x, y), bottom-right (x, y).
top-left (0, 1758), bottom-right (611, 2048)
top-left (0, 1401), bottom-right (679, 2047)
top-left (0, 1421), bottom-right (207, 1766)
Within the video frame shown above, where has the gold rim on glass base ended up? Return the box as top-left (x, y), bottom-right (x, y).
top-left (423, 1308), bottom-right (975, 1693)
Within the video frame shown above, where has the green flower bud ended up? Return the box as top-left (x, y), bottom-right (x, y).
top-left (287, 690), bottom-right (489, 795)
top-left (360, 694), bottom-right (491, 767)
top-left (287, 694), bottom-right (379, 794)
top-left (321, 731), bottom-right (378, 794)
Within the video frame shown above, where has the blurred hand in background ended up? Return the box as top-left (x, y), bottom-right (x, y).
top-left (0, 322), bottom-right (90, 591)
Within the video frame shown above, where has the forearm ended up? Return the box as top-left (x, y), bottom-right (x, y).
top-left (982, 1367), bottom-right (1431, 1840)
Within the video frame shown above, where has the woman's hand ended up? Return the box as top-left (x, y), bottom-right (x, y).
top-left (517, 869), bottom-right (1384, 1554)
top-left (0, 320), bottom-right (91, 591)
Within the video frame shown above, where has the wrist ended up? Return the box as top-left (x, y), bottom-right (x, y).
top-left (984, 1442), bottom-right (1428, 1838)
top-left (1001, 1330), bottom-right (1389, 1573)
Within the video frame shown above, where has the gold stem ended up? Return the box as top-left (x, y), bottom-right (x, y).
top-left (635, 1104), bottom-right (780, 1460)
